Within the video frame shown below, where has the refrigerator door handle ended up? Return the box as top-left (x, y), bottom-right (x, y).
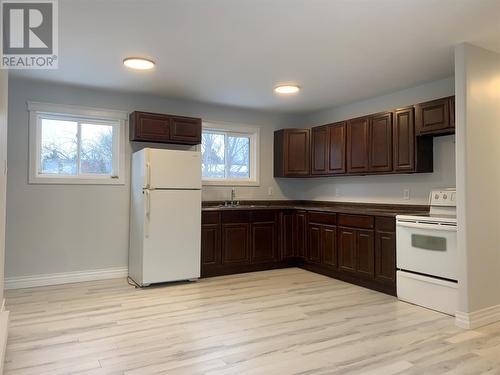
top-left (144, 190), bottom-right (151, 238)
top-left (145, 162), bottom-right (151, 189)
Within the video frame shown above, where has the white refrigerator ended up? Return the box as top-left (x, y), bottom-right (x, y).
top-left (129, 148), bottom-right (201, 286)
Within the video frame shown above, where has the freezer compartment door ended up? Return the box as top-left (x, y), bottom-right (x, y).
top-left (147, 148), bottom-right (201, 189)
top-left (143, 189), bottom-right (201, 284)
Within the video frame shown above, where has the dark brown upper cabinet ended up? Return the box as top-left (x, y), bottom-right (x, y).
top-left (347, 117), bottom-right (370, 173)
top-left (130, 111), bottom-right (202, 145)
top-left (274, 129), bottom-right (310, 177)
top-left (415, 96), bottom-right (455, 136)
top-left (311, 126), bottom-right (329, 175)
top-left (369, 112), bottom-right (393, 172)
top-left (449, 96), bottom-right (455, 129)
top-left (328, 122), bottom-right (346, 174)
top-left (311, 122), bottom-right (346, 176)
top-left (170, 116), bottom-right (202, 144)
top-left (393, 107), bottom-right (434, 173)
top-left (273, 96), bottom-right (454, 178)
top-left (130, 111), bottom-right (171, 142)
top-left (393, 107), bottom-right (415, 172)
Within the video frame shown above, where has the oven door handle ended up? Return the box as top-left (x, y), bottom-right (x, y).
top-left (397, 221), bottom-right (456, 231)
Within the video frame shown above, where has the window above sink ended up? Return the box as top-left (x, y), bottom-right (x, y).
top-left (201, 122), bottom-right (260, 186)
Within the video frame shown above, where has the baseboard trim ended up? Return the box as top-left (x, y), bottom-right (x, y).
top-left (456, 304), bottom-right (500, 329)
top-left (5, 267), bottom-right (128, 290)
top-left (0, 310), bottom-right (9, 375)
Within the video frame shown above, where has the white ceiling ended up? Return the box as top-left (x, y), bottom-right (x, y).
top-left (11, 0), bottom-right (500, 113)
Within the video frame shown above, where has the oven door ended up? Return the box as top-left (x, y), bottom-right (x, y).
top-left (396, 221), bottom-right (457, 281)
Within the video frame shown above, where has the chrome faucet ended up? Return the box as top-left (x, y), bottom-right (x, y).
top-left (224, 187), bottom-right (239, 207)
top-left (231, 187), bottom-right (236, 204)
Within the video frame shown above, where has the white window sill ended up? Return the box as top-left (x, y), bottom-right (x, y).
top-left (29, 175), bottom-right (125, 185)
top-left (202, 179), bottom-right (260, 187)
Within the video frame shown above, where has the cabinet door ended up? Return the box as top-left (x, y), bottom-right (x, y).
top-left (393, 107), bottom-right (415, 172)
top-left (282, 211), bottom-right (295, 259)
top-left (284, 129), bottom-right (310, 176)
top-left (338, 227), bottom-right (356, 273)
top-left (375, 230), bottom-right (396, 284)
top-left (415, 97), bottom-right (451, 135)
top-left (295, 211), bottom-right (307, 258)
top-left (170, 116), bottom-right (202, 144)
top-left (449, 96), bottom-right (455, 129)
top-left (328, 122), bottom-right (346, 174)
top-left (369, 112), bottom-right (393, 172)
top-left (321, 225), bottom-right (337, 268)
top-left (222, 223), bottom-right (250, 265)
top-left (347, 117), bottom-right (369, 173)
top-left (356, 229), bottom-right (374, 278)
top-left (201, 224), bottom-right (221, 266)
top-left (307, 224), bottom-right (321, 263)
top-left (131, 112), bottom-right (171, 142)
top-left (311, 126), bottom-right (329, 175)
top-left (251, 222), bottom-right (277, 264)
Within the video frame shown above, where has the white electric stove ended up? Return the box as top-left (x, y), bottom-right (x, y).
top-left (396, 189), bottom-right (458, 315)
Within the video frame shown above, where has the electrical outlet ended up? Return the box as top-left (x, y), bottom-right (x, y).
top-left (403, 188), bottom-right (410, 200)
top-left (268, 186), bottom-right (274, 196)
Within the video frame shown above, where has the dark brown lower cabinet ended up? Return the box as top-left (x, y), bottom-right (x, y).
top-left (201, 211), bottom-right (221, 268)
top-left (201, 224), bottom-right (220, 265)
top-left (201, 209), bottom-right (396, 295)
top-left (282, 211), bottom-right (295, 259)
top-left (307, 224), bottom-right (322, 263)
top-left (251, 222), bottom-right (278, 263)
top-left (356, 229), bottom-right (375, 278)
top-left (321, 225), bottom-right (337, 268)
top-left (338, 227), bottom-right (357, 273)
top-left (338, 226), bottom-right (374, 278)
top-left (295, 211), bottom-right (307, 258)
top-left (222, 223), bottom-right (250, 265)
top-left (374, 217), bottom-right (396, 286)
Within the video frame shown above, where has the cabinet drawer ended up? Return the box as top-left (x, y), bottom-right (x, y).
top-left (202, 211), bottom-right (220, 225)
top-left (250, 210), bottom-right (277, 223)
top-left (338, 214), bottom-right (374, 229)
top-left (375, 216), bottom-right (395, 232)
top-left (221, 210), bottom-right (250, 223)
top-left (307, 211), bottom-right (336, 225)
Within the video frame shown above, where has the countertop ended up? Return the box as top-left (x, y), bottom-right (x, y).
top-left (202, 200), bottom-right (429, 218)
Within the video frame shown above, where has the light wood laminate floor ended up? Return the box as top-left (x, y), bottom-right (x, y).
top-left (4, 268), bottom-right (500, 374)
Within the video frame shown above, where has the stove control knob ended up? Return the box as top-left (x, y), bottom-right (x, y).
top-left (435, 194), bottom-right (439, 200)
top-left (443, 194), bottom-right (448, 200)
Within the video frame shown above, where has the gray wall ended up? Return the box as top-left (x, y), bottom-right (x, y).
top-left (279, 77), bottom-right (456, 204)
top-left (5, 78), bottom-right (296, 278)
top-left (0, 71), bottom-right (7, 298)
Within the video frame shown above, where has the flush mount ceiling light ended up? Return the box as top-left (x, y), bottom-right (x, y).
top-left (123, 57), bottom-right (155, 70)
top-left (274, 84), bottom-right (301, 95)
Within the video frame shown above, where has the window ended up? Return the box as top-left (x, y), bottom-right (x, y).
top-left (28, 102), bottom-right (127, 184)
top-left (201, 122), bottom-right (260, 186)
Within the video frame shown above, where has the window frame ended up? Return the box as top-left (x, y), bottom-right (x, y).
top-left (28, 101), bottom-right (127, 185)
top-left (201, 121), bottom-right (260, 186)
